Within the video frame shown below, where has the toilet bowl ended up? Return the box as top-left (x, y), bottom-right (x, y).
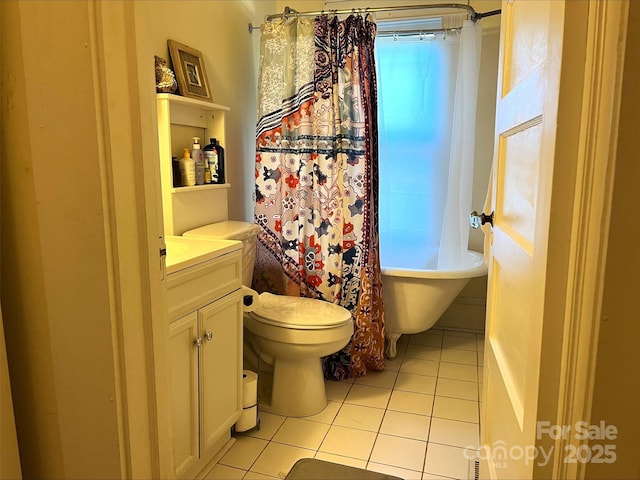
top-left (244, 292), bottom-right (353, 416)
top-left (182, 221), bottom-right (354, 417)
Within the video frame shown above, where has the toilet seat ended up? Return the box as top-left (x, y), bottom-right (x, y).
top-left (249, 292), bottom-right (352, 330)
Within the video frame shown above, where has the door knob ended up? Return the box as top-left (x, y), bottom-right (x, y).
top-left (205, 330), bottom-right (213, 342)
top-left (470, 211), bottom-right (494, 229)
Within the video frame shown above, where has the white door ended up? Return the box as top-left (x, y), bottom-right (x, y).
top-left (481, 1), bottom-right (567, 478)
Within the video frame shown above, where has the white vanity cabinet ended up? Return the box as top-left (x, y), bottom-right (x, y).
top-left (156, 93), bottom-right (230, 236)
top-left (165, 237), bottom-right (243, 479)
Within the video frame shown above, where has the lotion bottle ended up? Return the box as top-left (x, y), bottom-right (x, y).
top-left (192, 137), bottom-right (205, 185)
top-left (179, 148), bottom-right (196, 186)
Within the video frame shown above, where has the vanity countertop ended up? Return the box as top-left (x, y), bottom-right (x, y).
top-left (165, 235), bottom-right (241, 274)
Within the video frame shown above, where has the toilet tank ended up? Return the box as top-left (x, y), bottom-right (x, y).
top-left (183, 221), bottom-right (259, 286)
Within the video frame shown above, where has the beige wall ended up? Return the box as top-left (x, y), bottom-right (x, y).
top-left (0, 1), bottom-right (122, 477)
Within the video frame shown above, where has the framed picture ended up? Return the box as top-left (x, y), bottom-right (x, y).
top-left (167, 39), bottom-right (212, 102)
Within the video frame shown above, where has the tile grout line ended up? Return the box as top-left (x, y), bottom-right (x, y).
top-left (368, 337), bottom-right (429, 477)
top-left (422, 330), bottom-right (444, 475)
top-left (307, 386), bottom-right (350, 466)
top-left (227, 328), bottom-right (482, 479)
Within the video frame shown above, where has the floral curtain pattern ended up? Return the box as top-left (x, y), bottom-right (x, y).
top-left (254, 14), bottom-right (385, 380)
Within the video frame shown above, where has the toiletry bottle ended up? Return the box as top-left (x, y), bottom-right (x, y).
top-left (171, 156), bottom-right (182, 187)
top-left (179, 148), bottom-right (196, 186)
top-left (214, 138), bottom-right (225, 184)
top-left (203, 138), bottom-right (219, 183)
top-left (192, 137), bottom-right (205, 185)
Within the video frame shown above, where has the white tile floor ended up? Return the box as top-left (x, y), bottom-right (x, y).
top-left (206, 329), bottom-right (484, 480)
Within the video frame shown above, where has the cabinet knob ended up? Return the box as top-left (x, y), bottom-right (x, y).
top-left (205, 330), bottom-right (213, 342)
top-left (194, 337), bottom-right (203, 348)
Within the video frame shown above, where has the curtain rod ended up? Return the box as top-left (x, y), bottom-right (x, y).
top-left (248, 3), bottom-right (500, 33)
top-left (377, 27), bottom-right (459, 38)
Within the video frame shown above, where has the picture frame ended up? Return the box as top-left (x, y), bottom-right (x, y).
top-left (167, 39), bottom-right (212, 102)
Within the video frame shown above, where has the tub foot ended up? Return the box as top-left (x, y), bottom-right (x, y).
top-left (385, 333), bottom-right (402, 359)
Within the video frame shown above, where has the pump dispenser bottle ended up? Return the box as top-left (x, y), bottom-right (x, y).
top-left (192, 137), bottom-right (205, 185)
top-left (179, 148), bottom-right (196, 186)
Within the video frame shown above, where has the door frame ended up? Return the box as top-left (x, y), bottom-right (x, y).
top-left (93, 1), bottom-right (172, 477)
top-left (550, 1), bottom-right (629, 478)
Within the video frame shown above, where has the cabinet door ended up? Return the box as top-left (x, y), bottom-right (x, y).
top-left (199, 290), bottom-right (243, 456)
top-left (168, 312), bottom-right (199, 478)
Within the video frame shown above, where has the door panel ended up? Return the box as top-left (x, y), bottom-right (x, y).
top-left (168, 313), bottom-right (199, 478)
top-left (497, 121), bottom-right (543, 251)
top-left (503, 1), bottom-right (550, 94)
top-left (199, 290), bottom-right (243, 456)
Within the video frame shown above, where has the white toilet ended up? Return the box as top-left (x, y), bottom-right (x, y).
top-left (183, 221), bottom-right (354, 417)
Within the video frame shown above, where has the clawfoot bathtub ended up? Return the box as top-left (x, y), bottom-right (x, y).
top-left (382, 250), bottom-right (487, 358)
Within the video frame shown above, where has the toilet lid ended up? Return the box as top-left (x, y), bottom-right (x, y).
top-left (249, 292), bottom-right (352, 330)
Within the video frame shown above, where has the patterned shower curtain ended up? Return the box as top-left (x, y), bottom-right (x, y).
top-left (254, 14), bottom-right (385, 380)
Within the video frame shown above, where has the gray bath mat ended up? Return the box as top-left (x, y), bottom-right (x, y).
top-left (285, 458), bottom-right (403, 480)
